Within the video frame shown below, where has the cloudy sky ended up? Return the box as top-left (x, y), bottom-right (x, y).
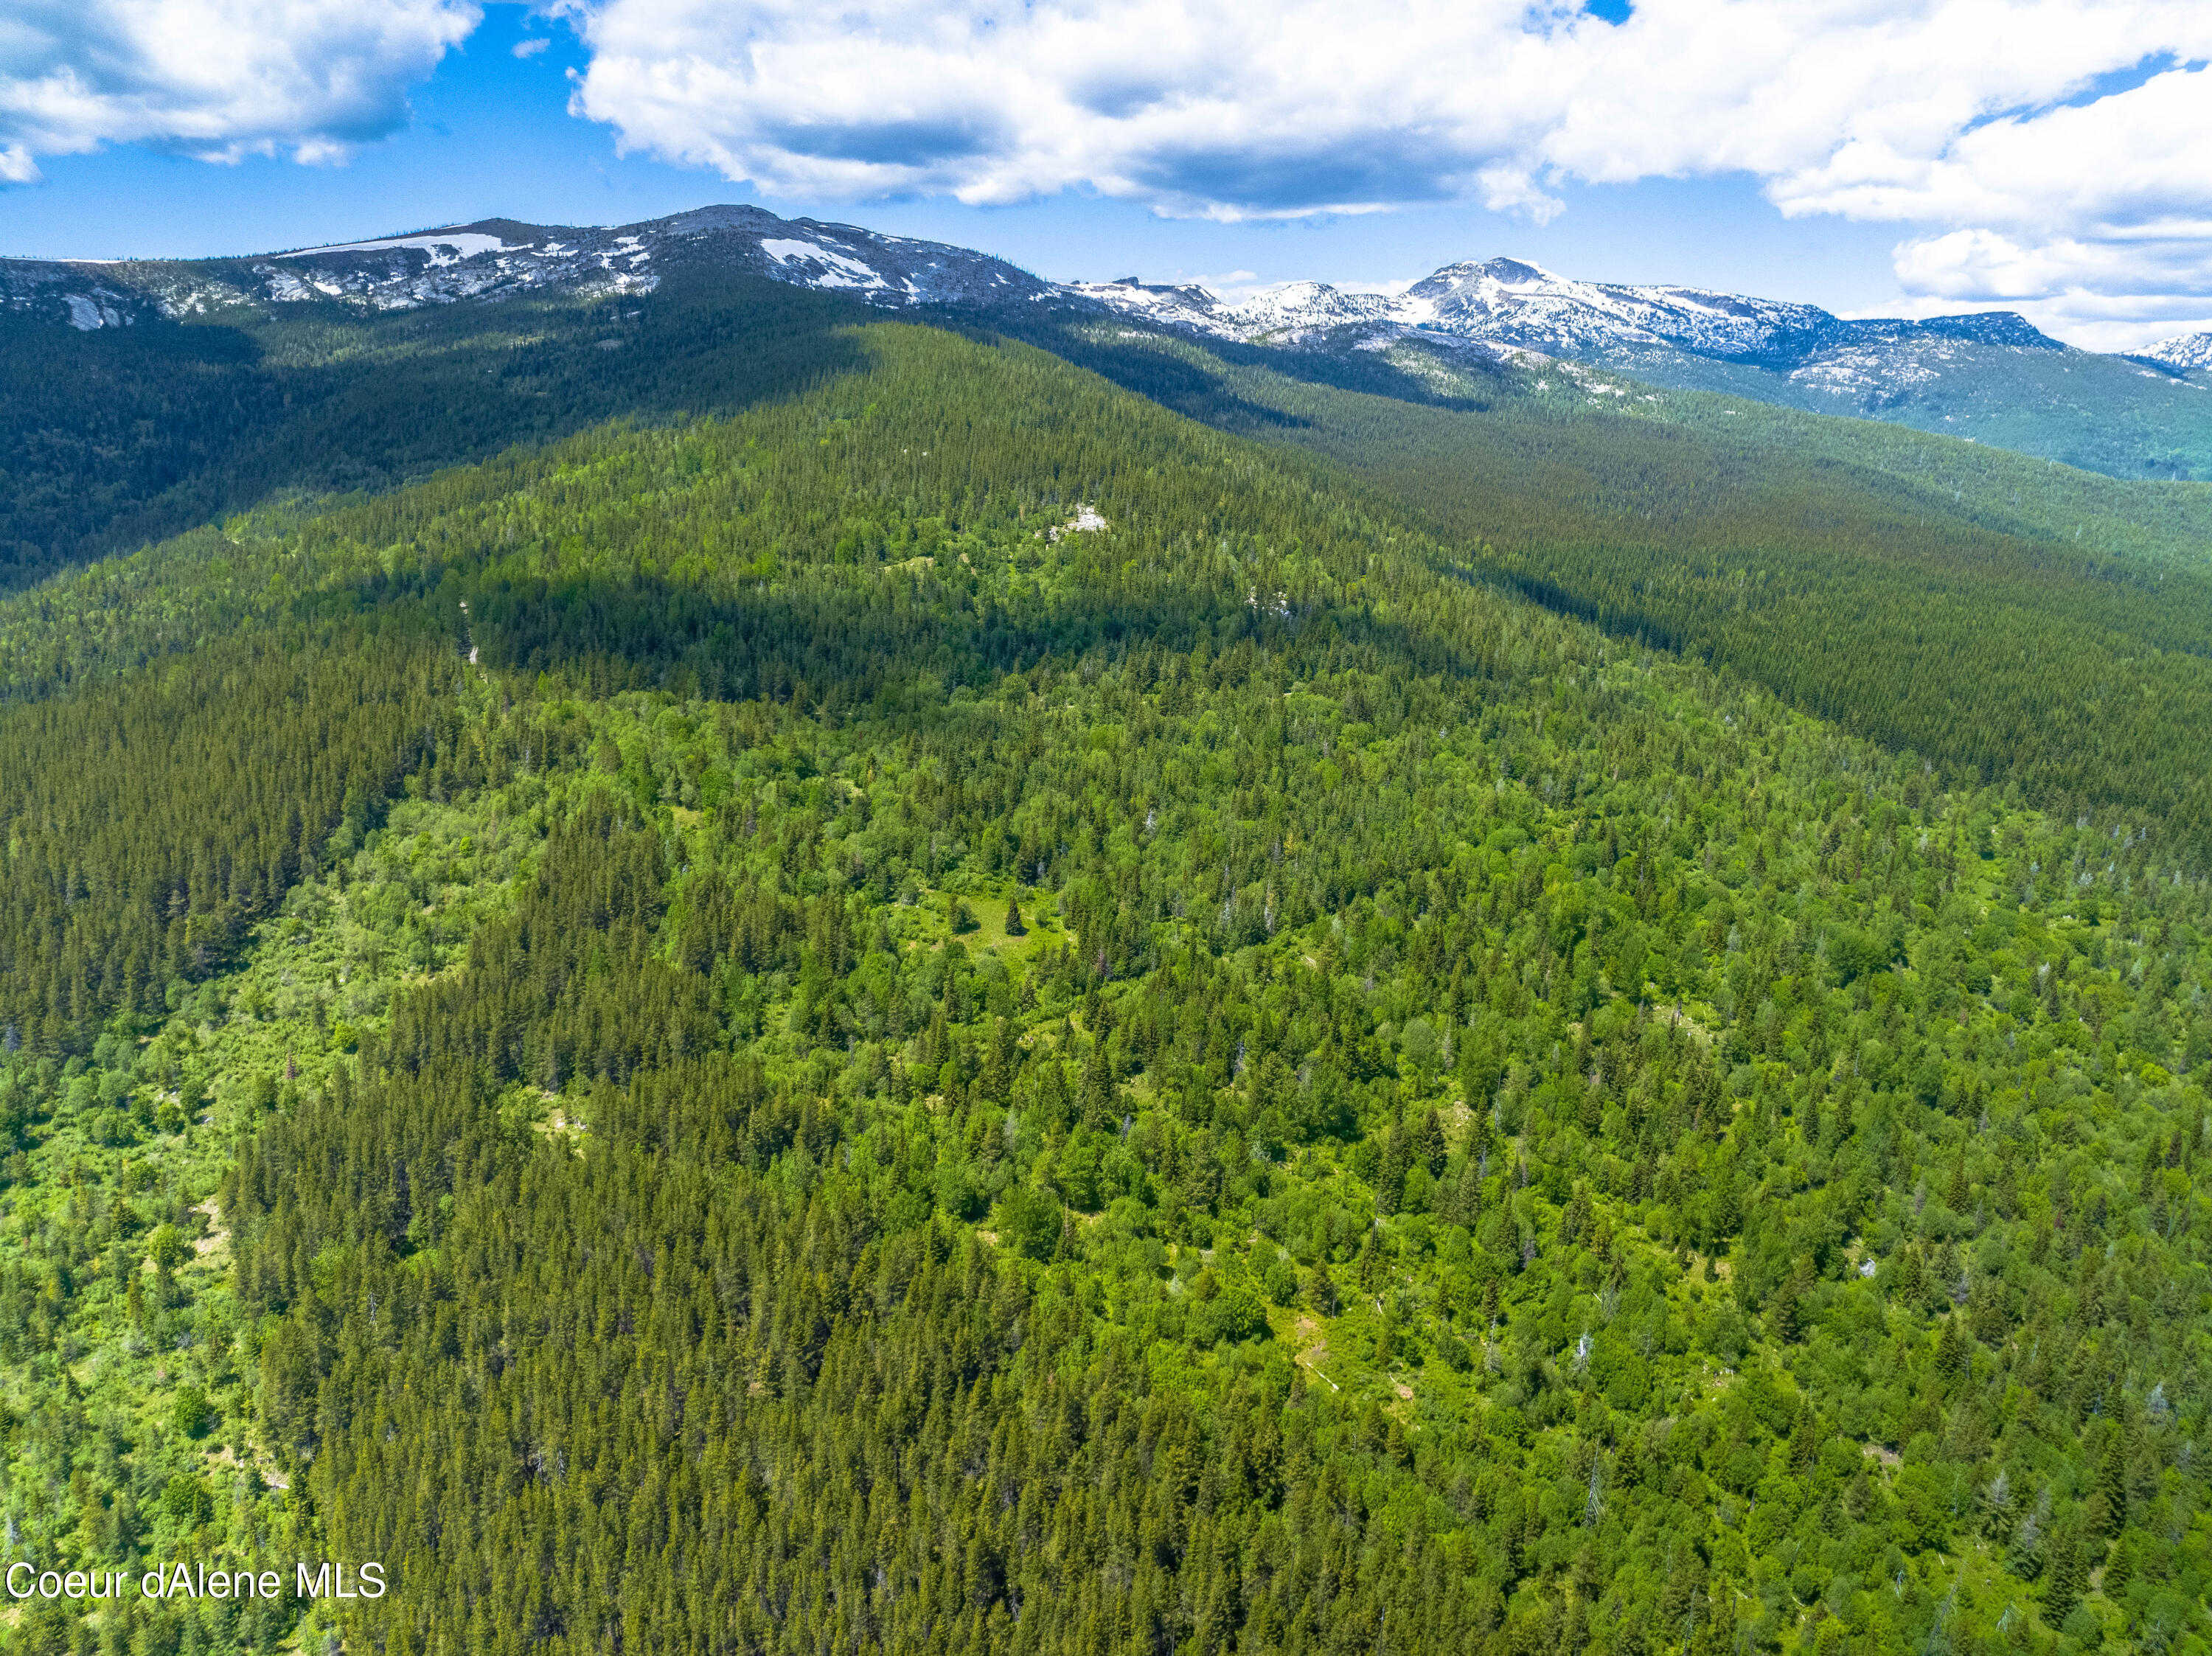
top-left (3, 0), bottom-right (2208, 349)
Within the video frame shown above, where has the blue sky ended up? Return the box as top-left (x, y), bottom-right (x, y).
top-left (5, 0), bottom-right (2211, 348)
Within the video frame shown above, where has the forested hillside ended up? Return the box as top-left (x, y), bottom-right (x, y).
top-left (1523, 335), bottom-right (2212, 484)
top-left (0, 271), bottom-right (862, 590)
top-left (1017, 321), bottom-right (2212, 849)
top-left (0, 294), bottom-right (2206, 1656)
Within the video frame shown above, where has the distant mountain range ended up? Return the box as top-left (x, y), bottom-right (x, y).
top-left (1068, 260), bottom-right (2212, 479)
top-left (1076, 256), bottom-right (2057, 363)
top-left (6, 203), bottom-right (2210, 480)
top-left (2146, 330), bottom-right (2212, 372)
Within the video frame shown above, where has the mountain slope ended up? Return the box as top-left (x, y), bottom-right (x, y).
top-left (1010, 313), bottom-right (2212, 854)
top-left (0, 204), bottom-right (1059, 586)
top-left (0, 251), bottom-right (873, 587)
top-left (0, 203), bottom-right (1044, 329)
top-left (2146, 332), bottom-right (2212, 373)
top-left (9, 202), bottom-right (2212, 863)
top-left (1074, 257), bottom-right (2212, 481)
top-left (10, 206), bottom-right (2212, 518)
top-left (7, 199), bottom-right (2212, 853)
top-left (1, 303), bottom-right (2206, 1655)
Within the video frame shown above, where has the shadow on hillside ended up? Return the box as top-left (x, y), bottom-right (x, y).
top-left (355, 554), bottom-right (1506, 717)
top-left (978, 310), bottom-right (1505, 432)
top-left (1, 272), bottom-right (875, 596)
top-left (0, 312), bottom-right (281, 594)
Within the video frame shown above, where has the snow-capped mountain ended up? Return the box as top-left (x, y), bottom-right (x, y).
top-left (2143, 332), bottom-right (2212, 373)
top-left (1065, 277), bottom-right (1402, 347)
top-left (1061, 255), bottom-right (2212, 476)
top-left (0, 203), bottom-right (1045, 330)
top-left (1071, 254), bottom-right (2065, 378)
top-left (0, 213), bottom-right (2090, 386)
top-left (4, 207), bottom-right (2205, 479)
top-left (1397, 257), bottom-right (1849, 361)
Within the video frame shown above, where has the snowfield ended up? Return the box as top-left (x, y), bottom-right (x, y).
top-left (282, 233), bottom-right (520, 262)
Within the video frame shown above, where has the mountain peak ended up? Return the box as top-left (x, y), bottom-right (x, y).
top-left (2143, 330), bottom-right (2212, 372)
top-left (1, 203), bottom-right (1051, 329)
top-left (1476, 257), bottom-right (1556, 284)
top-left (1902, 310), bottom-right (2063, 350)
top-left (1068, 250), bottom-right (2090, 383)
top-left (4, 201), bottom-right (2192, 481)
top-left (1406, 256), bottom-right (1562, 294)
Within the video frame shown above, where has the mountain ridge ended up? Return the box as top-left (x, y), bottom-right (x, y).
top-left (1108, 254), bottom-right (2065, 369)
top-left (2144, 330), bottom-right (2212, 372)
top-left (3, 272), bottom-right (2209, 1655)
top-left (6, 181), bottom-right (2212, 1656)
top-left (0, 203), bottom-right (1048, 328)
top-left (0, 205), bottom-right (2115, 365)
top-left (10, 202), bottom-right (2207, 479)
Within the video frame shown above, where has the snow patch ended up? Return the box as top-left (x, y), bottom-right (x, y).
top-left (282, 232), bottom-right (517, 263)
top-left (256, 266), bottom-right (314, 303)
top-left (759, 238), bottom-right (888, 291)
top-left (2144, 330), bottom-right (2212, 372)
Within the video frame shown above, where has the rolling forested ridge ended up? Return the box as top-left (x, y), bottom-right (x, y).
top-left (0, 255), bottom-right (2208, 1656)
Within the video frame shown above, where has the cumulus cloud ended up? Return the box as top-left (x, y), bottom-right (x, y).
top-left (553, 0), bottom-right (1588, 214)
top-left (0, 0), bottom-right (479, 178)
top-left (545, 0), bottom-right (2212, 220)
top-left (543, 0), bottom-right (2212, 343)
top-left (1774, 59), bottom-right (2212, 344)
top-left (1882, 227), bottom-right (2212, 351)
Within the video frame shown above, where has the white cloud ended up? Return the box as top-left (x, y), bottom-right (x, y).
top-left (542, 0), bottom-right (2212, 344)
top-left (1893, 229), bottom-right (2212, 307)
top-left (513, 35), bottom-right (551, 58)
top-left (1832, 62), bottom-right (2212, 346)
top-left (552, 0), bottom-right (1590, 213)
top-left (543, 0), bottom-right (2212, 225)
top-left (1878, 229), bottom-right (2212, 350)
top-left (1767, 63), bottom-right (2212, 231)
top-left (0, 0), bottom-right (479, 171)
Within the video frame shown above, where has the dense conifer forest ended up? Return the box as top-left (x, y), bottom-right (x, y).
top-left (1016, 321), bottom-right (2212, 846)
top-left (0, 283), bottom-right (2207, 1655)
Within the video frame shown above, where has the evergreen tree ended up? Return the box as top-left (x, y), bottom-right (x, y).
top-left (1416, 1107), bottom-right (1447, 1176)
top-left (2044, 1520), bottom-right (2087, 1623)
top-left (1308, 1260), bottom-right (1340, 1317)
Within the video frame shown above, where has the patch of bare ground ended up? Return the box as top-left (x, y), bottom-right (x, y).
top-left (1683, 1250), bottom-right (1732, 1281)
top-left (526, 1088), bottom-right (588, 1148)
top-left (206, 1442), bottom-right (289, 1491)
top-left (1289, 1314), bottom-right (1341, 1391)
top-left (191, 1197), bottom-right (227, 1259)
